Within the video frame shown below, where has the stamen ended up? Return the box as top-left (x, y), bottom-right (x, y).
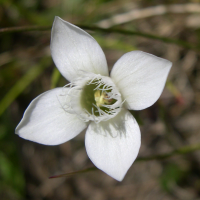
top-left (61, 72), bottom-right (122, 123)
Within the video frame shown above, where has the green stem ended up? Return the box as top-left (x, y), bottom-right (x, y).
top-left (50, 142), bottom-right (200, 178)
top-left (80, 25), bottom-right (197, 51)
top-left (137, 143), bottom-right (200, 161)
top-left (0, 25), bottom-right (198, 51)
top-left (50, 68), bottom-right (61, 89)
top-left (0, 26), bottom-right (51, 33)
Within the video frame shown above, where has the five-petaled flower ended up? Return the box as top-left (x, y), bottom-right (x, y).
top-left (16, 17), bottom-right (172, 181)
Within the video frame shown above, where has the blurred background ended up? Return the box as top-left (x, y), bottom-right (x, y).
top-left (1, 0), bottom-right (200, 199)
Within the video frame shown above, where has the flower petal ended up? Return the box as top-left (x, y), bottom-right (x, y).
top-left (85, 109), bottom-right (141, 181)
top-left (16, 88), bottom-right (87, 145)
top-left (111, 51), bottom-right (172, 110)
top-left (50, 17), bottom-right (109, 82)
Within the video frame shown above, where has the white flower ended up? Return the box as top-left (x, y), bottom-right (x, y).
top-left (15, 17), bottom-right (172, 181)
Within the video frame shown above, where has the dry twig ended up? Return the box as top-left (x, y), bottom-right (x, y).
top-left (96, 3), bottom-right (200, 28)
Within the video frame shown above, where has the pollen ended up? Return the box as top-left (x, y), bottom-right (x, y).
top-left (79, 75), bottom-right (122, 120)
top-left (94, 90), bottom-right (113, 107)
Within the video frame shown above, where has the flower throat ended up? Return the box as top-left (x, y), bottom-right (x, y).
top-left (81, 79), bottom-right (117, 117)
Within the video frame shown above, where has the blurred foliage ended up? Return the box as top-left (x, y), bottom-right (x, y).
top-left (0, 115), bottom-right (25, 200)
top-left (160, 163), bottom-right (185, 192)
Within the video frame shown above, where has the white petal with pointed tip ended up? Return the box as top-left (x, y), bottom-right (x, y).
top-left (111, 51), bottom-right (172, 110)
top-left (15, 88), bottom-right (87, 145)
top-left (50, 17), bottom-right (109, 82)
top-left (85, 109), bottom-right (141, 181)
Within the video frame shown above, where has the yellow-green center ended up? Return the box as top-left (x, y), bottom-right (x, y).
top-left (80, 81), bottom-right (116, 116)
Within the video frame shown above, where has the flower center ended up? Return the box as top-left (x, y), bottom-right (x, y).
top-left (67, 73), bottom-right (122, 123)
top-left (80, 79), bottom-right (118, 117)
